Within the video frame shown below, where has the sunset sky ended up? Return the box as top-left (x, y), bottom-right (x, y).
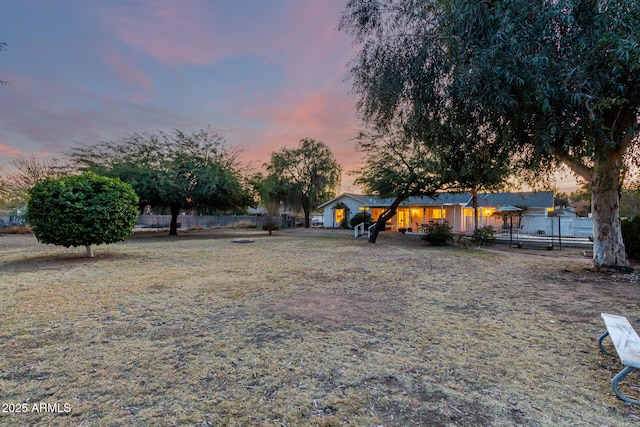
top-left (0, 0), bottom-right (578, 193)
top-left (1, 0), bottom-right (366, 189)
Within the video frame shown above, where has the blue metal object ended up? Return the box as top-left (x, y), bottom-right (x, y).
top-left (612, 366), bottom-right (640, 405)
top-left (599, 330), bottom-right (640, 404)
top-left (598, 331), bottom-right (615, 356)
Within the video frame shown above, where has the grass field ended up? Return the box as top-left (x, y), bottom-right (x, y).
top-left (1, 228), bottom-right (640, 426)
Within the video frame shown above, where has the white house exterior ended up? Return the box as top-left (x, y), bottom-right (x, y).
top-left (320, 193), bottom-right (372, 228)
top-left (318, 191), bottom-right (557, 234)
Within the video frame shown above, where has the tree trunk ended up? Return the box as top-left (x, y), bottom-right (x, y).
top-left (169, 203), bottom-right (180, 236)
top-left (85, 244), bottom-right (94, 258)
top-left (266, 216), bottom-right (274, 235)
top-left (369, 195), bottom-right (405, 243)
top-left (303, 202), bottom-right (311, 228)
top-left (304, 211), bottom-right (310, 228)
top-left (591, 155), bottom-right (630, 269)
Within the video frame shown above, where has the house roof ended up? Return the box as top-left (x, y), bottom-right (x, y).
top-left (319, 191), bottom-right (554, 210)
top-left (474, 191), bottom-right (554, 208)
top-left (319, 192), bottom-right (474, 208)
top-left (405, 193), bottom-right (472, 206)
top-left (317, 193), bottom-right (372, 209)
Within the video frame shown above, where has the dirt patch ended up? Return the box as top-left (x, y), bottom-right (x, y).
top-left (269, 291), bottom-right (389, 326)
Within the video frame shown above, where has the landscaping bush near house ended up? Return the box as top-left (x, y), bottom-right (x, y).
top-left (421, 223), bottom-right (453, 246)
top-left (349, 211), bottom-right (371, 229)
top-left (471, 226), bottom-right (495, 246)
top-left (622, 216), bottom-right (640, 259)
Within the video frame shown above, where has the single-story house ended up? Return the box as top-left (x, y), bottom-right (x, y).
top-left (317, 191), bottom-right (555, 234)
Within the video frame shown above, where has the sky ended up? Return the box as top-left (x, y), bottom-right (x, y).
top-left (0, 0), bottom-right (367, 190)
top-left (0, 0), bottom-right (579, 193)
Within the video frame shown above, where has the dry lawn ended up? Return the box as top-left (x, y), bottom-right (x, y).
top-left (1, 228), bottom-right (640, 426)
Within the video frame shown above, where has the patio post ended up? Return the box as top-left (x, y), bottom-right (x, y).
top-left (558, 216), bottom-right (562, 249)
top-left (423, 208), bottom-right (426, 229)
top-left (510, 215), bottom-right (513, 247)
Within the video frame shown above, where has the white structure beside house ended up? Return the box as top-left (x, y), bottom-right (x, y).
top-left (318, 191), bottom-right (562, 234)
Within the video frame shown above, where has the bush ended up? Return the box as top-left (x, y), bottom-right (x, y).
top-left (26, 173), bottom-right (139, 257)
top-left (471, 226), bottom-right (495, 245)
top-left (622, 216), bottom-right (640, 260)
top-left (453, 233), bottom-right (472, 248)
top-left (421, 223), bottom-right (453, 246)
top-left (349, 211), bottom-right (371, 229)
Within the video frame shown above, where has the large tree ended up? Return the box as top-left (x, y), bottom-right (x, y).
top-left (341, 0), bottom-right (640, 268)
top-left (70, 128), bottom-right (252, 235)
top-left (353, 128), bottom-right (442, 242)
top-left (265, 138), bottom-right (341, 228)
top-left (432, 113), bottom-right (516, 230)
top-left (354, 116), bottom-right (514, 243)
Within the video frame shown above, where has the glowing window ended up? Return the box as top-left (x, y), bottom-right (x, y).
top-left (397, 210), bottom-right (405, 227)
top-left (433, 209), bottom-right (447, 219)
top-left (335, 209), bottom-right (345, 224)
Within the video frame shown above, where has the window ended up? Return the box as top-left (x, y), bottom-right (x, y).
top-left (432, 209), bottom-right (447, 219)
top-left (372, 208), bottom-right (385, 221)
top-left (398, 210), bottom-right (406, 227)
top-left (335, 209), bottom-right (345, 225)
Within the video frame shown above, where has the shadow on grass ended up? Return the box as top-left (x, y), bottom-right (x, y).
top-left (0, 230), bottom-right (290, 272)
top-left (0, 251), bottom-right (143, 273)
top-left (125, 228), bottom-right (306, 244)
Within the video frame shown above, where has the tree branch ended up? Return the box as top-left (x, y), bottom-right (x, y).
top-left (550, 146), bottom-right (592, 182)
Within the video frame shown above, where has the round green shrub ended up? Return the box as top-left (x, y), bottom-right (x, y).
top-left (26, 173), bottom-right (139, 256)
top-left (471, 226), bottom-right (495, 245)
top-left (421, 223), bottom-right (453, 246)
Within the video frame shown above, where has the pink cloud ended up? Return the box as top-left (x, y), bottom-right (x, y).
top-left (276, 2), bottom-right (354, 83)
top-left (234, 86), bottom-right (360, 177)
top-left (101, 47), bottom-right (154, 102)
top-left (99, 0), bottom-right (352, 73)
top-left (0, 144), bottom-right (23, 157)
top-left (99, 0), bottom-right (228, 65)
